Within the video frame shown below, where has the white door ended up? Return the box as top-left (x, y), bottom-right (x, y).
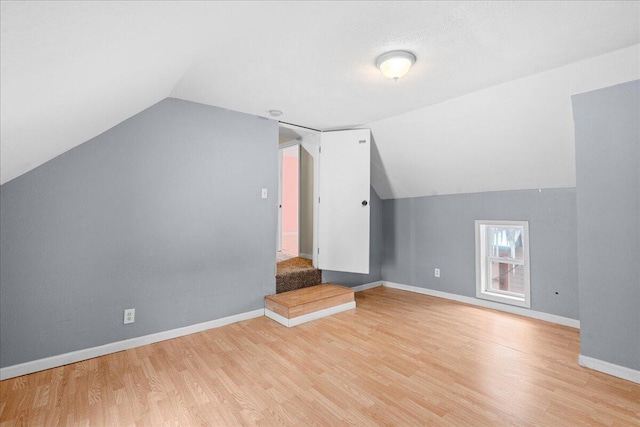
top-left (318, 129), bottom-right (370, 274)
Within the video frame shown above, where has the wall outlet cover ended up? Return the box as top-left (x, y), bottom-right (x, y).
top-left (124, 308), bottom-right (135, 324)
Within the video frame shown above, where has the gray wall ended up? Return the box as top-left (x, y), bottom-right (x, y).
top-left (323, 187), bottom-right (383, 287)
top-left (573, 80), bottom-right (640, 370)
top-left (0, 98), bottom-right (278, 368)
top-left (382, 188), bottom-right (579, 319)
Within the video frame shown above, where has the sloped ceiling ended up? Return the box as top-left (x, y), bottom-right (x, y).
top-left (368, 45), bottom-right (640, 199)
top-left (1, 1), bottom-right (639, 188)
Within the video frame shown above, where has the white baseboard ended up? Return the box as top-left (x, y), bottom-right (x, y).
top-left (0, 308), bottom-right (265, 381)
top-left (351, 281), bottom-right (383, 292)
top-left (265, 301), bottom-right (356, 327)
top-left (383, 282), bottom-right (580, 329)
top-left (298, 253), bottom-right (313, 260)
top-left (579, 354), bottom-right (640, 384)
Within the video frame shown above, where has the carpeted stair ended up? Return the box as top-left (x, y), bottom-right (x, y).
top-left (276, 257), bottom-right (322, 294)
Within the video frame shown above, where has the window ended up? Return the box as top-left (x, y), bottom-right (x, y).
top-left (475, 220), bottom-right (530, 308)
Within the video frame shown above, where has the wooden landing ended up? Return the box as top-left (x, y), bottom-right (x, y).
top-left (265, 283), bottom-right (355, 327)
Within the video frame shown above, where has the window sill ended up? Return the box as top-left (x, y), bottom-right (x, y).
top-left (477, 291), bottom-right (531, 309)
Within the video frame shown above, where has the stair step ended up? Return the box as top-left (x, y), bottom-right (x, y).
top-left (265, 283), bottom-right (355, 327)
top-left (276, 257), bottom-right (322, 293)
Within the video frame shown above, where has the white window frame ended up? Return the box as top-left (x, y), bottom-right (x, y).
top-left (475, 220), bottom-right (531, 308)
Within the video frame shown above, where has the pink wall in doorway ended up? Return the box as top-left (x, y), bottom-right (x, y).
top-left (282, 154), bottom-right (299, 233)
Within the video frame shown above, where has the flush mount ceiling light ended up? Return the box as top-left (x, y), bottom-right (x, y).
top-left (376, 51), bottom-right (416, 81)
top-left (268, 109), bottom-right (283, 117)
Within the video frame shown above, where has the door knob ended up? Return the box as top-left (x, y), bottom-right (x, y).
top-left (362, 200), bottom-right (368, 206)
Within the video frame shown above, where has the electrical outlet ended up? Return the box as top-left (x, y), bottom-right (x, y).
top-left (124, 308), bottom-right (135, 324)
top-left (434, 268), bottom-right (441, 278)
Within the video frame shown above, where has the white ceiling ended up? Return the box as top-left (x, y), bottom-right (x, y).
top-left (1, 1), bottom-right (639, 186)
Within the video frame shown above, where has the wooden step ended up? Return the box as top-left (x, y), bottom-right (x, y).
top-left (265, 283), bottom-right (355, 327)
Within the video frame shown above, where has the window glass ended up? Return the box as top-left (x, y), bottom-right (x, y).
top-left (487, 226), bottom-right (523, 261)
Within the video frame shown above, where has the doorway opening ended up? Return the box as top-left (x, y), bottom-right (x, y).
top-left (277, 124), bottom-right (319, 266)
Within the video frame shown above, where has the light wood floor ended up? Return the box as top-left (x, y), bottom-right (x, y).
top-left (1, 287), bottom-right (639, 426)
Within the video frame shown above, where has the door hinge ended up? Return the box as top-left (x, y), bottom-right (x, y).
top-left (318, 248), bottom-right (320, 254)
top-left (318, 197), bottom-right (320, 203)
top-left (319, 146), bottom-right (322, 153)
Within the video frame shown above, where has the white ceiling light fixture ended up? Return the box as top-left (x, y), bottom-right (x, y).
top-left (268, 109), bottom-right (283, 117)
top-left (376, 51), bottom-right (416, 81)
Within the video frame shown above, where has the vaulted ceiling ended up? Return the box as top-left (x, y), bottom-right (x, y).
top-left (2, 1), bottom-right (639, 192)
